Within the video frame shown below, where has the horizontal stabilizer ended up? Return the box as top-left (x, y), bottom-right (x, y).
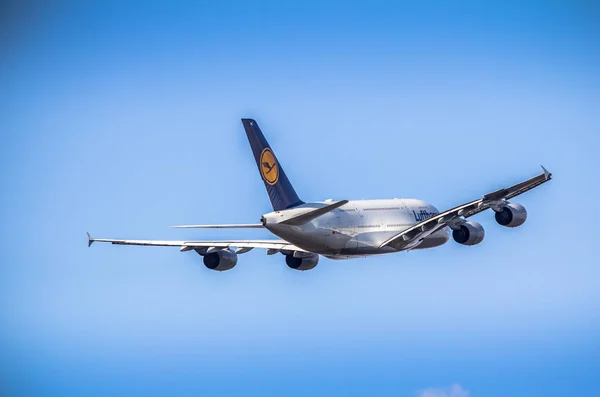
top-left (280, 200), bottom-right (349, 226)
top-left (170, 224), bottom-right (264, 229)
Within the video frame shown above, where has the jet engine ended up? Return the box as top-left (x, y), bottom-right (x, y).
top-left (198, 249), bottom-right (238, 271)
top-left (452, 221), bottom-right (485, 246)
top-left (494, 203), bottom-right (527, 228)
top-left (285, 253), bottom-right (319, 271)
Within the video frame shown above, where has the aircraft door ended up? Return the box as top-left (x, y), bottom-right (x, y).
top-left (354, 204), bottom-right (363, 248)
top-left (325, 209), bottom-right (345, 250)
top-left (336, 207), bottom-right (357, 253)
top-left (342, 204), bottom-right (361, 252)
top-left (402, 204), bottom-right (415, 224)
top-left (343, 222), bottom-right (358, 253)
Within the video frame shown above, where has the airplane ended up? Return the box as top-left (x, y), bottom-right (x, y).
top-left (88, 118), bottom-right (553, 271)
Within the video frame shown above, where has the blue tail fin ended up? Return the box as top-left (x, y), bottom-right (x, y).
top-left (242, 118), bottom-right (304, 211)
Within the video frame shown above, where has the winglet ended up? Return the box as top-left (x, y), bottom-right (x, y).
top-left (87, 232), bottom-right (94, 247)
top-left (541, 165), bottom-right (551, 180)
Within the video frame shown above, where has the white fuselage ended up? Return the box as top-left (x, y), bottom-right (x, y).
top-left (262, 199), bottom-right (450, 259)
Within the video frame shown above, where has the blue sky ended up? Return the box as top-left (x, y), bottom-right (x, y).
top-left (1, 1), bottom-right (599, 396)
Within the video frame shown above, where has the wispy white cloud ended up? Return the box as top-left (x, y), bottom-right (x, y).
top-left (417, 384), bottom-right (469, 397)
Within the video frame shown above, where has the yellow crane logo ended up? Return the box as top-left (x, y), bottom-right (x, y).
top-left (260, 148), bottom-right (279, 185)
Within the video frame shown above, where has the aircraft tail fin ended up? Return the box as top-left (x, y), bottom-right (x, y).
top-left (242, 118), bottom-right (304, 211)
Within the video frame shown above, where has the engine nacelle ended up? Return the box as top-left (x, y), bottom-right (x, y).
top-left (285, 253), bottom-right (319, 271)
top-left (494, 203), bottom-right (527, 228)
top-left (200, 249), bottom-right (238, 271)
top-left (452, 221), bottom-right (485, 246)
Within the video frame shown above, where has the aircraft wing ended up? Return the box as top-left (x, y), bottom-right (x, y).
top-left (87, 233), bottom-right (307, 253)
top-left (170, 224), bottom-right (264, 229)
top-left (380, 166), bottom-right (552, 251)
